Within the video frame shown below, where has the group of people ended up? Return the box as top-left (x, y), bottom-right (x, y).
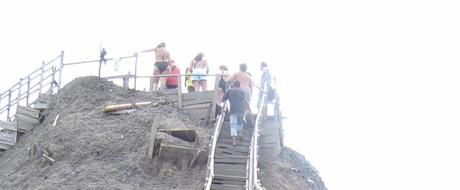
top-left (137, 42), bottom-right (276, 146)
top-left (137, 42), bottom-right (210, 92)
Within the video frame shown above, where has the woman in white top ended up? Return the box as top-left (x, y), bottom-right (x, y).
top-left (189, 53), bottom-right (209, 91)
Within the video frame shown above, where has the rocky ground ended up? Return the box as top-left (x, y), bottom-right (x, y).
top-left (0, 76), bottom-right (327, 190)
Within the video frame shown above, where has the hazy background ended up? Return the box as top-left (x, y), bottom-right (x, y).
top-left (1, 1), bottom-right (460, 190)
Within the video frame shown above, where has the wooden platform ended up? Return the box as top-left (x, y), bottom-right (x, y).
top-left (16, 106), bottom-right (40, 132)
top-left (0, 120), bottom-right (17, 150)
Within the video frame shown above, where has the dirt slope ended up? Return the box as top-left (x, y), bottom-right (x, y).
top-left (0, 76), bottom-right (327, 190)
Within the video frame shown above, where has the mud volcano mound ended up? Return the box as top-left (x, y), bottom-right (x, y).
top-left (0, 76), bottom-right (327, 190)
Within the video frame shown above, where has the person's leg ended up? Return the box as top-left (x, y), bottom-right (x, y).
top-left (192, 81), bottom-right (200, 91)
top-left (158, 66), bottom-right (170, 90)
top-left (230, 114), bottom-right (238, 146)
top-left (201, 80), bottom-right (208, 91)
top-left (152, 66), bottom-right (161, 91)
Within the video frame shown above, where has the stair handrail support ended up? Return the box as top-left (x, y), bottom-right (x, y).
top-left (204, 101), bottom-right (228, 190)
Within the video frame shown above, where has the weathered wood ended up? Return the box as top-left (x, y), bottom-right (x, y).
top-left (17, 119), bottom-right (36, 131)
top-left (158, 144), bottom-right (200, 160)
top-left (159, 129), bottom-right (197, 142)
top-left (33, 102), bottom-right (48, 110)
top-left (0, 121), bottom-right (17, 147)
top-left (103, 101), bottom-right (152, 113)
top-left (183, 108), bottom-right (209, 119)
top-left (210, 183), bottom-right (245, 190)
top-left (147, 114), bottom-right (160, 159)
top-left (16, 106), bottom-right (40, 119)
top-left (16, 113), bottom-right (40, 124)
top-left (182, 102), bottom-right (212, 110)
top-left (182, 99), bottom-right (212, 106)
top-left (210, 75), bottom-right (220, 121)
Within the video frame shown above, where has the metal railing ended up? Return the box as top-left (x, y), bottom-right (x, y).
top-left (0, 52), bottom-right (64, 121)
top-left (204, 102), bottom-right (228, 190)
top-left (248, 87), bottom-right (268, 190)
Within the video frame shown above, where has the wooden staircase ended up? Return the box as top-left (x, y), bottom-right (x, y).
top-left (210, 120), bottom-right (254, 190)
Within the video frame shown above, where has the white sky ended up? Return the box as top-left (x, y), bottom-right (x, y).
top-left (1, 1), bottom-right (460, 190)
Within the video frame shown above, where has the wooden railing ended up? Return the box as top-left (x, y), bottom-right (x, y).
top-left (0, 52), bottom-right (64, 121)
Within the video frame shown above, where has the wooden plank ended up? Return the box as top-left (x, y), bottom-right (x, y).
top-left (0, 143), bottom-right (11, 150)
top-left (158, 144), bottom-right (199, 159)
top-left (213, 174), bottom-right (247, 181)
top-left (33, 102), bottom-right (48, 110)
top-left (0, 120), bottom-right (16, 131)
top-left (183, 103), bottom-right (212, 110)
top-left (16, 106), bottom-right (40, 119)
top-left (210, 183), bottom-right (245, 190)
top-left (147, 114), bottom-right (160, 159)
top-left (183, 108), bottom-right (209, 119)
top-left (183, 91), bottom-right (213, 100)
top-left (182, 99), bottom-right (212, 106)
top-left (166, 129), bottom-right (197, 142)
top-left (16, 113), bottom-right (39, 124)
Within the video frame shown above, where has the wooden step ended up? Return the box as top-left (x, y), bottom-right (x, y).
top-left (212, 178), bottom-right (246, 186)
top-left (214, 157), bottom-right (248, 164)
top-left (215, 168), bottom-right (247, 178)
top-left (216, 143), bottom-right (250, 153)
top-left (213, 174), bottom-right (248, 182)
top-left (211, 183), bottom-right (245, 190)
top-left (215, 163), bottom-right (246, 172)
top-left (218, 138), bottom-right (251, 146)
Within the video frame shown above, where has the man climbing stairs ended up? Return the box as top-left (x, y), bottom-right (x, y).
top-left (210, 120), bottom-right (254, 190)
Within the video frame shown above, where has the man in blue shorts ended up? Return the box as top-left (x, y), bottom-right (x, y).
top-left (222, 81), bottom-right (248, 146)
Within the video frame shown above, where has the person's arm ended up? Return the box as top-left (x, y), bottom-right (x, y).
top-left (222, 91), bottom-right (229, 102)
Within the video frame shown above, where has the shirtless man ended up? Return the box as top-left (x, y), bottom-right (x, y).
top-left (137, 42), bottom-right (171, 90)
top-left (227, 63), bottom-right (254, 99)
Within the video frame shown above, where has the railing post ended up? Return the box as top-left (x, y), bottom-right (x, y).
top-left (134, 54), bottom-right (138, 90)
top-left (209, 75), bottom-right (220, 122)
top-left (122, 72), bottom-right (130, 90)
top-left (177, 75), bottom-right (183, 111)
top-left (7, 90), bottom-right (12, 121)
top-left (17, 78), bottom-right (23, 106)
top-left (39, 61), bottom-right (45, 94)
top-left (149, 77), bottom-right (154, 92)
top-left (50, 66), bottom-right (56, 95)
top-left (58, 50), bottom-right (64, 90)
top-left (26, 76), bottom-right (31, 106)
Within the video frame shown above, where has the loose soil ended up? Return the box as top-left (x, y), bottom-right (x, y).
top-left (0, 76), bottom-right (327, 190)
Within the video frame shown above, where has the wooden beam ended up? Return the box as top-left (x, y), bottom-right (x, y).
top-left (147, 114), bottom-right (160, 159)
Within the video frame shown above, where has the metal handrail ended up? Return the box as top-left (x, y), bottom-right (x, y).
top-left (204, 102), bottom-right (228, 190)
top-left (249, 87), bottom-right (268, 190)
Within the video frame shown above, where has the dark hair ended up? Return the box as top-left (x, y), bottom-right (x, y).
top-left (261, 62), bottom-right (268, 68)
top-left (239, 63), bottom-right (247, 72)
top-left (195, 53), bottom-right (204, 61)
top-left (157, 42), bottom-right (166, 48)
top-left (233, 80), bottom-right (241, 88)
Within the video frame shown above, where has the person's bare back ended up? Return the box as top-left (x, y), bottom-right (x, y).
top-left (155, 48), bottom-right (170, 63)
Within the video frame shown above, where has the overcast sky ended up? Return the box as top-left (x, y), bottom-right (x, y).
top-left (1, 1), bottom-right (460, 190)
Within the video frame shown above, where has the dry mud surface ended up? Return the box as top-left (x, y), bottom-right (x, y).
top-left (0, 76), bottom-right (326, 190)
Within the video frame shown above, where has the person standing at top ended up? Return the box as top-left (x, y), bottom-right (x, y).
top-left (189, 53), bottom-right (209, 91)
top-left (166, 60), bottom-right (180, 89)
top-left (258, 62), bottom-right (275, 106)
top-left (222, 81), bottom-right (248, 146)
top-left (137, 42), bottom-right (171, 90)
